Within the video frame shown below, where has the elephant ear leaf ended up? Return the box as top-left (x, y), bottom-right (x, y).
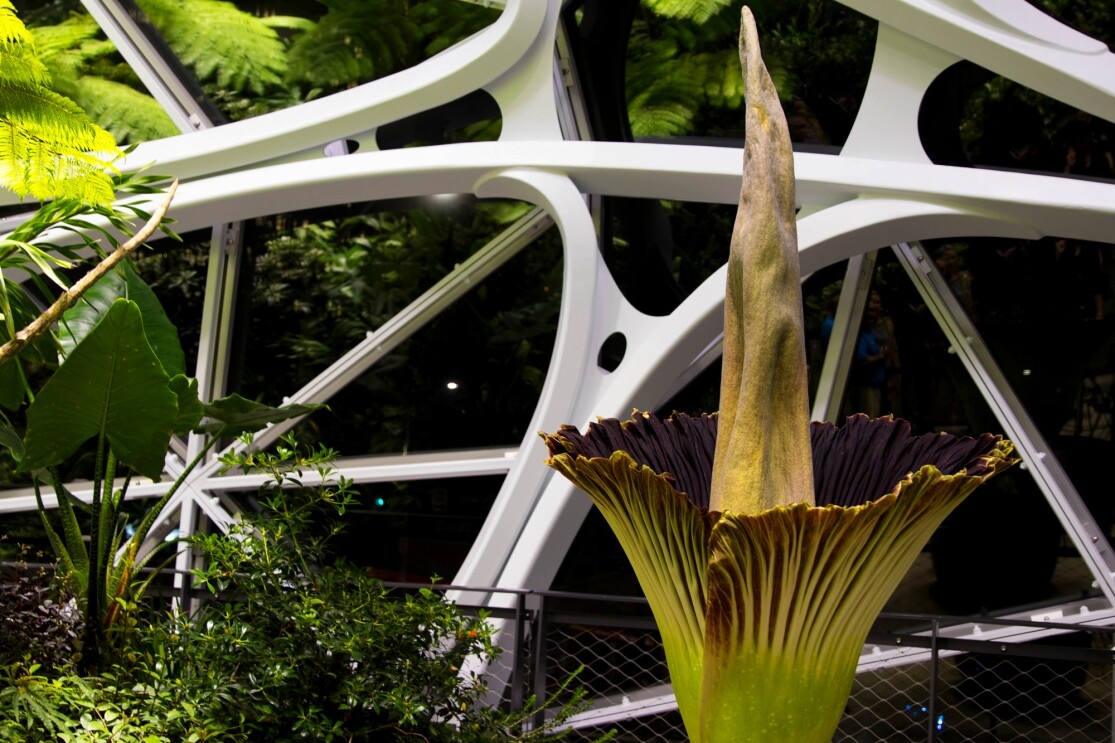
top-left (197, 393), bottom-right (325, 437)
top-left (19, 299), bottom-right (177, 480)
top-left (0, 422), bottom-right (23, 460)
top-left (0, 361), bottom-right (23, 411)
top-left (59, 260), bottom-right (186, 378)
top-left (170, 375), bottom-right (204, 435)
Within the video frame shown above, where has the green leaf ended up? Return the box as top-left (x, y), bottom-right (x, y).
top-left (0, 421), bottom-right (22, 458)
top-left (59, 260), bottom-right (186, 377)
top-left (19, 299), bottom-right (176, 479)
top-left (169, 374), bottom-right (204, 435)
top-left (641, 0), bottom-right (732, 24)
top-left (0, 357), bottom-right (22, 409)
top-left (136, 0), bottom-right (286, 95)
top-left (197, 393), bottom-right (325, 437)
top-left (285, 0), bottom-right (417, 89)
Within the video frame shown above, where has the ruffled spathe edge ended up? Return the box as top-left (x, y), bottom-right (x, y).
top-left (544, 411), bottom-right (1012, 512)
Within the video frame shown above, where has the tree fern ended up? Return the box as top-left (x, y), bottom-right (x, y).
top-left (136, 0), bottom-right (286, 95)
top-left (412, 0), bottom-right (502, 57)
top-left (68, 77), bottom-right (179, 143)
top-left (0, 1), bottom-right (119, 204)
top-left (31, 15), bottom-right (178, 143)
top-left (285, 0), bottom-right (418, 90)
top-left (626, 30), bottom-right (706, 137)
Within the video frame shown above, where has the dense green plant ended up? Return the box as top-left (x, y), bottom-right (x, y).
top-left (170, 436), bottom-right (500, 740)
top-left (0, 657), bottom-right (236, 742)
top-left (29, 12), bottom-right (179, 144)
top-left (0, 437), bottom-right (608, 741)
top-left (99, 434), bottom-right (598, 742)
top-left (0, 2), bottom-right (322, 675)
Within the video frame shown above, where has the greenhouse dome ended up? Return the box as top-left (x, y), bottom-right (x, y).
top-left (2, 0), bottom-right (1115, 739)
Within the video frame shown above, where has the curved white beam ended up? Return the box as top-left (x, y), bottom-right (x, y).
top-left (153, 143), bottom-right (1115, 249)
top-left (0, 0), bottom-right (549, 205)
top-left (838, 0), bottom-right (1115, 123)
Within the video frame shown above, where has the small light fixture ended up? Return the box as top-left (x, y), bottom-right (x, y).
top-left (446, 381), bottom-right (459, 390)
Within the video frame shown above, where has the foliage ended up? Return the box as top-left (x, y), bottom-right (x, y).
top-left (627, 0), bottom-right (876, 143)
top-left (0, 3), bottom-right (323, 676)
top-left (136, 0), bottom-right (286, 96)
top-left (22, 0), bottom-right (504, 130)
top-left (129, 201), bottom-right (561, 457)
top-left (0, 0), bottom-right (119, 203)
top-left (642, 0), bottom-right (733, 24)
top-left (284, 0), bottom-right (420, 90)
top-left (103, 435), bottom-right (599, 742)
top-left (29, 13), bottom-right (178, 144)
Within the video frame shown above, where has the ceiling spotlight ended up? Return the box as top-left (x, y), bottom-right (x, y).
top-left (446, 381), bottom-right (459, 390)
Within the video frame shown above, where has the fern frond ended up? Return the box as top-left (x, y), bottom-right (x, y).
top-left (0, 4), bottom-right (119, 203)
top-left (286, 0), bottom-right (418, 89)
top-left (0, 0), bottom-right (34, 47)
top-left (412, 0), bottom-right (501, 57)
top-left (67, 77), bottom-right (178, 143)
top-left (626, 35), bottom-right (704, 138)
top-left (0, 87), bottom-right (118, 203)
top-left (641, 0), bottom-right (733, 24)
top-left (699, 49), bottom-right (745, 108)
top-left (28, 13), bottom-right (103, 65)
top-left (136, 0), bottom-right (286, 94)
top-left (30, 15), bottom-right (177, 144)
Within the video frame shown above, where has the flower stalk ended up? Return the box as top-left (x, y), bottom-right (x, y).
top-left (711, 7), bottom-right (812, 516)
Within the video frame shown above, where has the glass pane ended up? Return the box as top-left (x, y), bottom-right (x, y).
top-left (863, 246), bottom-right (1102, 615)
top-left (921, 60), bottom-right (1115, 182)
top-left (602, 199), bottom-right (736, 316)
top-left (327, 475), bottom-right (505, 582)
top-left (565, 0), bottom-right (876, 147)
top-left (221, 199), bottom-right (560, 455)
top-left (21, 0), bottom-right (504, 135)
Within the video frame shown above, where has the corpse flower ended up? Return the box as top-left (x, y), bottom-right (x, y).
top-left (542, 8), bottom-right (1016, 743)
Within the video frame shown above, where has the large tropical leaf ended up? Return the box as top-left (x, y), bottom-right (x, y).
top-left (58, 259), bottom-right (186, 377)
top-left (197, 393), bottom-right (325, 437)
top-left (19, 299), bottom-right (177, 479)
top-left (169, 374), bottom-right (204, 435)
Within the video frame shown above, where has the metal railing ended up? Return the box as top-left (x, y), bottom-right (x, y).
top-left (7, 562), bottom-right (1113, 742)
top-left (419, 586), bottom-right (1115, 742)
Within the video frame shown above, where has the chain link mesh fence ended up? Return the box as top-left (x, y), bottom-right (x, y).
top-left (458, 590), bottom-right (1115, 742)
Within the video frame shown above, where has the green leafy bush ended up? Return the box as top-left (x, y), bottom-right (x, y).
top-left (164, 436), bottom-right (513, 740)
